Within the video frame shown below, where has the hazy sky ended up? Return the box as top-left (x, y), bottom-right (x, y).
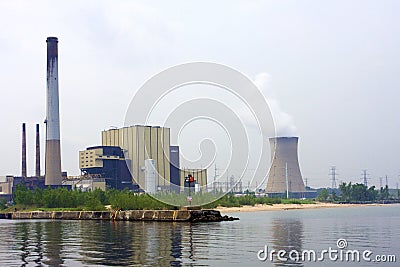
top-left (1, 0), bottom-right (399, 188)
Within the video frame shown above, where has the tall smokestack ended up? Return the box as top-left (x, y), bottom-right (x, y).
top-left (36, 124), bottom-right (41, 177)
top-left (266, 137), bottom-right (306, 197)
top-left (22, 123), bottom-right (27, 178)
top-left (45, 37), bottom-right (62, 185)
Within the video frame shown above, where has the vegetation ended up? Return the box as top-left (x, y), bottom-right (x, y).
top-left (316, 182), bottom-right (396, 203)
top-left (317, 188), bottom-right (329, 202)
top-left (1, 185), bottom-right (315, 211)
top-left (339, 182), bottom-right (378, 202)
top-left (0, 199), bottom-right (6, 210)
top-left (11, 185), bottom-right (175, 211)
top-left (281, 198), bottom-right (315, 204)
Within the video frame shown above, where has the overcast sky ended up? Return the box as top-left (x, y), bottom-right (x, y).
top-left (1, 0), bottom-right (399, 188)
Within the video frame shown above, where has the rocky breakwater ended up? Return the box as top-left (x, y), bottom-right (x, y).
top-left (0, 209), bottom-right (239, 222)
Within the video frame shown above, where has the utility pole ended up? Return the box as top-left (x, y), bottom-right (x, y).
top-left (285, 162), bottom-right (289, 199)
top-left (213, 164), bottom-right (218, 193)
top-left (385, 175), bottom-right (389, 187)
top-left (226, 170), bottom-right (229, 193)
top-left (379, 177), bottom-right (383, 188)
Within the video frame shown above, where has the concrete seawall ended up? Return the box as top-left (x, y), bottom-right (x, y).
top-left (0, 210), bottom-right (238, 222)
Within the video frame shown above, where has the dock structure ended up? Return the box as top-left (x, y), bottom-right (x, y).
top-left (0, 209), bottom-right (238, 222)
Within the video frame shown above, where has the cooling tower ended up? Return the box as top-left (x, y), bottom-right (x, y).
top-left (266, 137), bottom-right (306, 195)
top-left (45, 37), bottom-right (62, 185)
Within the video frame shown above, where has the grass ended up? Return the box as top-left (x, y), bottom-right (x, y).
top-left (281, 199), bottom-right (315, 204)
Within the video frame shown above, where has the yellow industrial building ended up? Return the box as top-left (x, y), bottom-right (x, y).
top-left (102, 126), bottom-right (171, 191)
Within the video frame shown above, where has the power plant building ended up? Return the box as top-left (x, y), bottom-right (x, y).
top-left (79, 146), bottom-right (137, 190)
top-left (169, 145), bottom-right (180, 193)
top-left (102, 126), bottom-right (171, 191)
top-left (180, 168), bottom-right (207, 191)
top-left (266, 137), bottom-right (307, 198)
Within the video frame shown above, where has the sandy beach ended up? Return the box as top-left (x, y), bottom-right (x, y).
top-left (216, 202), bottom-right (399, 213)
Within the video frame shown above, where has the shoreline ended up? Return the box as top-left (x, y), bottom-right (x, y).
top-left (216, 202), bottom-right (400, 213)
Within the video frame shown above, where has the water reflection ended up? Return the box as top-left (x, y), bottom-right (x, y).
top-left (10, 220), bottom-right (197, 266)
top-left (271, 218), bottom-right (304, 267)
top-left (1, 206), bottom-right (399, 266)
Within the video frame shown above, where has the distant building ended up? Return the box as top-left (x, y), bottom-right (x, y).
top-left (169, 146), bottom-right (180, 193)
top-left (63, 177), bottom-right (106, 191)
top-left (180, 168), bottom-right (207, 192)
top-left (79, 146), bottom-right (137, 190)
top-left (102, 126), bottom-right (171, 191)
top-left (0, 176), bottom-right (14, 195)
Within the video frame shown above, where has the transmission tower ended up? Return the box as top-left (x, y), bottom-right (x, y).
top-left (213, 164), bottom-right (218, 193)
top-left (361, 170), bottom-right (369, 187)
top-left (329, 166), bottom-right (337, 189)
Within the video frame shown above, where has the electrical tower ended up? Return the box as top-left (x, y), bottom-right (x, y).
top-left (213, 164), bottom-right (218, 193)
top-left (361, 170), bottom-right (369, 187)
top-left (329, 166), bottom-right (337, 189)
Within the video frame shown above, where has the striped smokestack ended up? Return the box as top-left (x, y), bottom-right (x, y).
top-left (22, 123), bottom-right (27, 178)
top-left (36, 124), bottom-right (41, 177)
top-left (45, 37), bottom-right (62, 185)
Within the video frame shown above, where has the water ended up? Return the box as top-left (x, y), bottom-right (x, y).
top-left (0, 205), bottom-right (399, 266)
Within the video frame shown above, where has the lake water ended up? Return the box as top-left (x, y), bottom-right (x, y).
top-left (0, 205), bottom-right (398, 266)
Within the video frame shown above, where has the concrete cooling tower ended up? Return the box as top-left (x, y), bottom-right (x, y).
top-left (266, 137), bottom-right (306, 197)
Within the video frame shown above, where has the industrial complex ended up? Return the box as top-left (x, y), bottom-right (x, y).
top-left (0, 37), bottom-right (316, 201)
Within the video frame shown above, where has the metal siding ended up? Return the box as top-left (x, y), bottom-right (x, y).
top-left (150, 127), bottom-right (158, 187)
top-left (138, 126), bottom-right (145, 186)
top-left (163, 128), bottom-right (171, 188)
top-left (145, 126), bottom-right (152, 159)
top-left (157, 127), bottom-right (164, 188)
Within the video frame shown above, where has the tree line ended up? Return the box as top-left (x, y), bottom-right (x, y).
top-left (318, 182), bottom-right (398, 202)
top-left (2, 185), bottom-right (314, 211)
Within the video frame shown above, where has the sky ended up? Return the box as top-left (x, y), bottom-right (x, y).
top-left (0, 0), bottom-right (400, 188)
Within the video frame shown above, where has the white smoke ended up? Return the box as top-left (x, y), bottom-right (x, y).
top-left (254, 73), bottom-right (298, 137)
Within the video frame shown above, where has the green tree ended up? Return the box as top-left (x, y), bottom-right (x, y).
top-left (317, 188), bottom-right (329, 202)
top-left (379, 185), bottom-right (390, 200)
top-left (339, 182), bottom-right (352, 202)
top-left (84, 195), bottom-right (104, 211)
top-left (14, 184), bottom-right (34, 205)
top-left (0, 199), bottom-right (7, 210)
